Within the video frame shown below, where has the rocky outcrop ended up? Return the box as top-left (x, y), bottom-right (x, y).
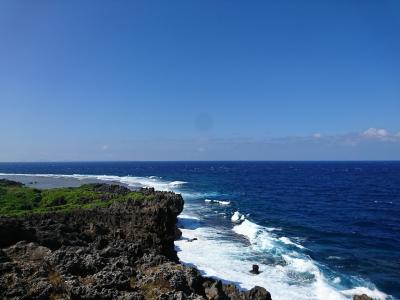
top-left (0, 185), bottom-right (271, 300)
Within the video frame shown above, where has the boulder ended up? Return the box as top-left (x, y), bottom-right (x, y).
top-left (250, 264), bottom-right (260, 274)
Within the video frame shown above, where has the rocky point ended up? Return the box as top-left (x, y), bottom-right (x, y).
top-left (0, 181), bottom-right (271, 300)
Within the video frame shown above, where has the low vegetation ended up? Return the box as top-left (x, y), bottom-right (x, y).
top-left (0, 179), bottom-right (150, 216)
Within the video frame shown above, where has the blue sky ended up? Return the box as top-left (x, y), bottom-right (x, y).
top-left (0, 1), bottom-right (399, 161)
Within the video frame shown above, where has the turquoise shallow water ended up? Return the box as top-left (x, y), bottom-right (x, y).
top-left (0, 161), bottom-right (399, 299)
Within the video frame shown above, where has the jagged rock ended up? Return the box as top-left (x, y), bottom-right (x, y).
top-left (222, 284), bottom-right (271, 300)
top-left (250, 264), bottom-right (260, 274)
top-left (204, 280), bottom-right (224, 299)
top-left (246, 287), bottom-right (272, 300)
top-left (0, 185), bottom-right (272, 300)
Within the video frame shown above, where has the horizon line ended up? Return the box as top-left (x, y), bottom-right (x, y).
top-left (1, 160), bottom-right (400, 163)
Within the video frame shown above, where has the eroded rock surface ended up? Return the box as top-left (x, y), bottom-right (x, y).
top-left (0, 185), bottom-right (271, 300)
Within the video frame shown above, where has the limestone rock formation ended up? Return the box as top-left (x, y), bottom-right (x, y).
top-left (0, 183), bottom-right (271, 300)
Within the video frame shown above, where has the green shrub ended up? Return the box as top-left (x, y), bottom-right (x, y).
top-left (0, 180), bottom-right (151, 216)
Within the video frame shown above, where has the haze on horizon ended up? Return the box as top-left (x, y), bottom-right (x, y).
top-left (0, 1), bottom-right (399, 161)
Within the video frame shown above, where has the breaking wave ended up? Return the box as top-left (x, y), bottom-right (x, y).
top-left (177, 209), bottom-right (389, 300)
top-left (205, 199), bottom-right (231, 205)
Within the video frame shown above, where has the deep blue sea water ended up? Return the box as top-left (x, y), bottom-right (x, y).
top-left (0, 161), bottom-right (399, 300)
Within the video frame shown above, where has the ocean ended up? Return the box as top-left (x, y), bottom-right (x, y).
top-left (0, 161), bottom-right (399, 300)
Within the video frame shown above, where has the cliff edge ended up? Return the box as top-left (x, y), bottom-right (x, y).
top-left (0, 179), bottom-right (271, 300)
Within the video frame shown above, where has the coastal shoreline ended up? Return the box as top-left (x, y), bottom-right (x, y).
top-left (0, 178), bottom-right (271, 299)
top-left (0, 173), bottom-right (387, 300)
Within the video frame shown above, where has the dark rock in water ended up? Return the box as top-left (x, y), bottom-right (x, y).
top-left (353, 294), bottom-right (373, 300)
top-left (0, 184), bottom-right (272, 300)
top-left (187, 238), bottom-right (198, 242)
top-left (250, 264), bottom-right (260, 274)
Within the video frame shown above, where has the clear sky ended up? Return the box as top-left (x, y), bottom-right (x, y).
top-left (0, 1), bottom-right (399, 161)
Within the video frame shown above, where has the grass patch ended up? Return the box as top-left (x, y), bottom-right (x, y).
top-left (0, 179), bottom-right (149, 217)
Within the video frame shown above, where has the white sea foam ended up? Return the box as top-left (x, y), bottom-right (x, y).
top-left (227, 217), bottom-right (388, 299)
top-left (205, 199), bottom-right (231, 205)
top-left (177, 219), bottom-right (390, 300)
top-left (178, 214), bottom-right (200, 221)
top-left (278, 236), bottom-right (305, 249)
top-left (233, 219), bottom-right (261, 239)
top-left (341, 287), bottom-right (388, 300)
top-left (176, 226), bottom-right (309, 299)
top-left (169, 181), bottom-right (188, 186)
top-left (231, 211), bottom-right (243, 223)
top-left (177, 224), bottom-right (348, 300)
top-left (282, 254), bottom-right (351, 300)
top-left (233, 219), bottom-right (278, 250)
top-left (328, 256), bottom-right (343, 260)
top-left (333, 277), bottom-right (341, 284)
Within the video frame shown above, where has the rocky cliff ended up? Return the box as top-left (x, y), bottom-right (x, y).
top-left (0, 181), bottom-right (271, 300)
